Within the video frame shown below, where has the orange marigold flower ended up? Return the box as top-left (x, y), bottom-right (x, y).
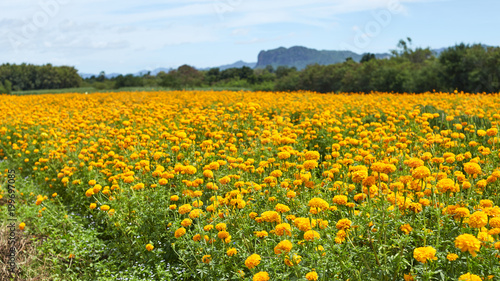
top-left (400, 224), bottom-right (413, 234)
top-left (254, 230), bottom-right (268, 238)
top-left (245, 254), bottom-right (261, 269)
top-left (275, 223), bottom-right (292, 236)
top-left (202, 254), bottom-right (211, 264)
top-left (332, 195), bottom-right (348, 205)
top-left (253, 271), bottom-right (270, 281)
top-left (308, 197), bottom-right (329, 211)
top-left (446, 253), bottom-right (458, 261)
top-left (413, 246), bottom-right (437, 263)
top-left (226, 247), bottom-right (237, 256)
top-left (215, 223), bottom-right (226, 231)
top-left (178, 204), bottom-right (192, 215)
top-left (468, 211), bottom-right (488, 228)
top-left (304, 230), bottom-right (320, 241)
top-left (274, 240), bottom-right (293, 255)
top-left (174, 227), bottom-right (186, 238)
top-left (336, 218), bottom-right (352, 230)
top-left (455, 234), bottom-right (481, 257)
top-left (146, 244), bottom-right (154, 251)
top-left (463, 162), bottom-right (481, 175)
top-left (260, 211), bottom-right (281, 223)
top-left (412, 166), bottom-right (430, 179)
top-left (275, 203), bottom-right (290, 213)
top-left (305, 271), bottom-right (319, 281)
top-left (436, 178), bottom-right (458, 193)
top-left (458, 273), bottom-right (482, 281)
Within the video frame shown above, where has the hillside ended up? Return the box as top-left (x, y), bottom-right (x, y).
top-left (255, 46), bottom-right (390, 69)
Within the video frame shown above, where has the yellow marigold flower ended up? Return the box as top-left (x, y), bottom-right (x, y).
top-left (88, 180), bottom-right (96, 186)
top-left (477, 231), bottom-right (494, 243)
top-left (270, 170), bottom-right (283, 178)
top-left (332, 195), bottom-right (348, 205)
top-left (170, 195), bottom-right (180, 202)
top-left (455, 233), bottom-right (481, 257)
top-left (336, 218), bottom-right (352, 230)
top-left (181, 218), bottom-right (192, 227)
top-left (303, 160), bottom-right (318, 170)
top-left (351, 169), bottom-right (368, 183)
top-left (189, 209), bottom-right (202, 219)
top-left (469, 211), bottom-right (488, 228)
top-left (245, 254), bottom-right (261, 269)
top-left (464, 162), bottom-right (481, 175)
top-left (219, 176), bottom-right (231, 185)
top-left (489, 217), bottom-right (500, 228)
top-left (274, 240), bottom-right (293, 255)
top-left (308, 197), bottom-right (329, 211)
top-left (454, 207), bottom-right (470, 219)
top-left (227, 247), bottom-right (237, 256)
top-left (413, 246), bottom-right (437, 263)
top-left (192, 234), bottom-right (201, 242)
top-left (174, 227), bottom-right (186, 238)
top-left (446, 253), bottom-right (458, 261)
top-left (218, 230), bottom-right (230, 239)
top-left (284, 253), bottom-right (302, 266)
top-left (260, 211), bottom-right (281, 223)
top-left (400, 224), bottom-right (413, 234)
top-left (253, 271), bottom-right (270, 281)
top-left (202, 254), bottom-right (211, 264)
top-left (304, 230), bottom-right (320, 241)
top-left (178, 204), bottom-right (192, 215)
top-left (275, 203), bottom-right (290, 213)
top-left (412, 166), bottom-right (430, 179)
top-left (85, 188), bottom-right (94, 197)
top-left (19, 222), bottom-right (25, 230)
top-left (146, 244), bottom-right (154, 251)
top-left (406, 157), bottom-right (424, 168)
top-left (275, 223), bottom-right (292, 236)
top-left (203, 170), bottom-right (214, 178)
top-left (89, 203), bottom-right (97, 210)
top-left (278, 151), bottom-right (290, 160)
top-left (286, 190), bottom-right (296, 198)
top-left (254, 230), bottom-right (268, 238)
top-left (100, 205), bottom-right (110, 211)
top-left (436, 178), bottom-right (458, 193)
top-left (458, 273), bottom-right (482, 281)
top-left (204, 224), bottom-right (214, 231)
top-left (169, 204), bottom-right (177, 210)
top-left (215, 223), bottom-right (226, 231)
top-left (480, 199), bottom-right (493, 208)
top-left (294, 217), bottom-right (314, 232)
top-left (305, 271), bottom-right (319, 281)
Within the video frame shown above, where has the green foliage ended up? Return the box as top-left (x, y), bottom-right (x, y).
top-left (0, 63), bottom-right (82, 92)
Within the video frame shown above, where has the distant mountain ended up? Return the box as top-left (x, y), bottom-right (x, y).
top-left (206, 60), bottom-right (256, 71)
top-left (255, 46), bottom-right (390, 70)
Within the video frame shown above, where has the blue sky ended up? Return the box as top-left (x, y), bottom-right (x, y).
top-left (0, 0), bottom-right (498, 74)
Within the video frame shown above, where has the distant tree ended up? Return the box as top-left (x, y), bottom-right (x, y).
top-left (205, 68), bottom-right (220, 85)
top-left (360, 53), bottom-right (376, 63)
top-left (177, 65), bottom-right (204, 87)
top-left (113, 74), bottom-right (144, 89)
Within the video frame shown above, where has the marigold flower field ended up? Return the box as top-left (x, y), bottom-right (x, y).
top-left (1, 90), bottom-right (500, 280)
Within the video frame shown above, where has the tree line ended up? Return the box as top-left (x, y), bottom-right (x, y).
top-left (3, 41), bottom-right (500, 94)
top-left (0, 63), bottom-right (82, 94)
top-left (88, 42), bottom-right (500, 94)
